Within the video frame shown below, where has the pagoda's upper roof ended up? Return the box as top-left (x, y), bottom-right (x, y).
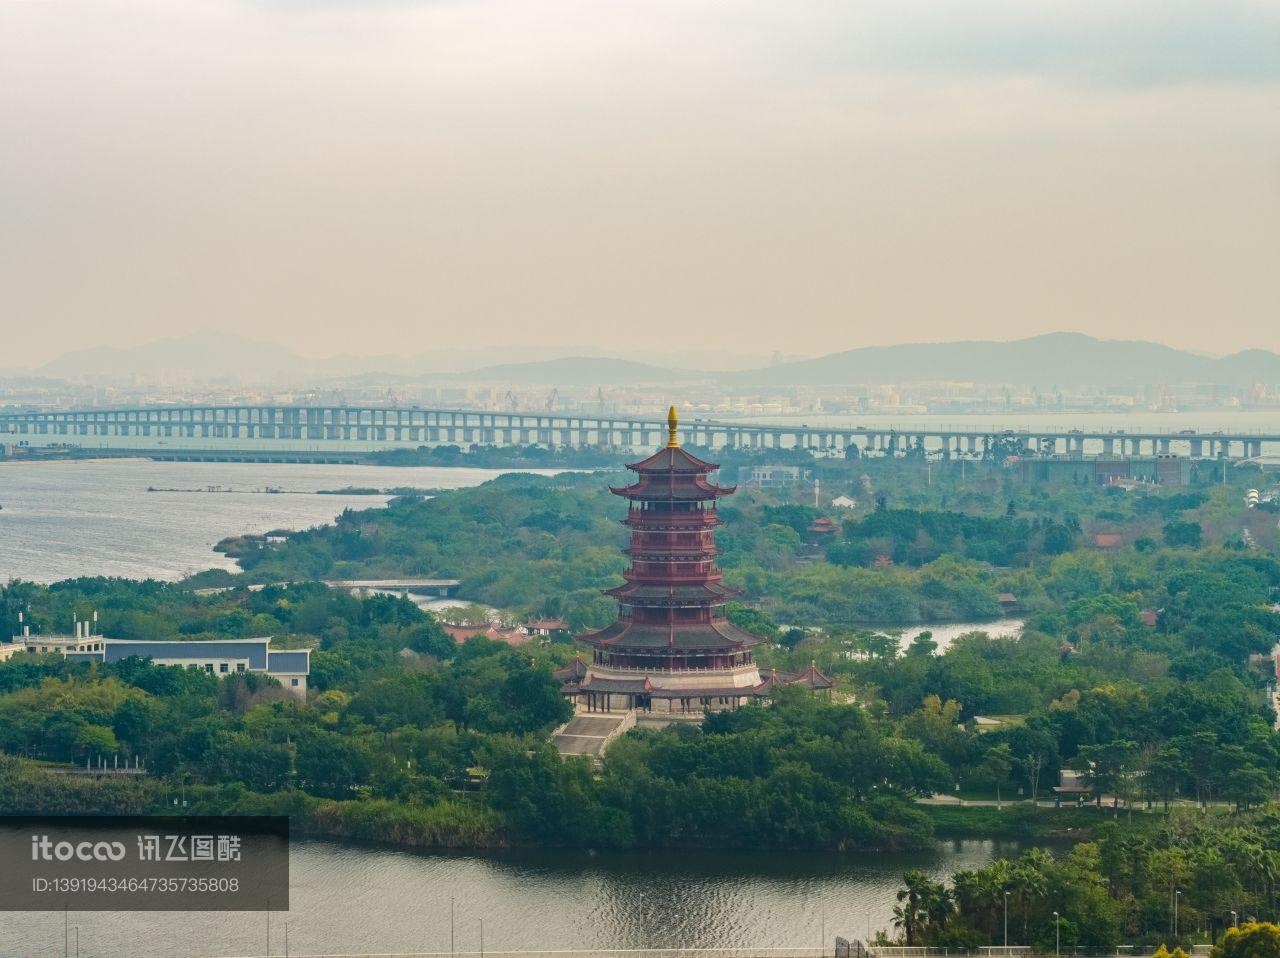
top-left (579, 617), bottom-right (764, 651)
top-left (626, 444), bottom-right (720, 475)
top-left (610, 472), bottom-right (731, 501)
top-left (614, 405), bottom-right (735, 497)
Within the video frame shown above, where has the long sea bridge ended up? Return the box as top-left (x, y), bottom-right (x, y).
top-left (1, 404), bottom-right (1276, 461)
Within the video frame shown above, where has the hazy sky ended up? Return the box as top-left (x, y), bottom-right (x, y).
top-left (2, 0), bottom-right (1278, 366)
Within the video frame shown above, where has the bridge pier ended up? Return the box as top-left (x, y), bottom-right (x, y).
top-left (6, 406), bottom-right (1277, 465)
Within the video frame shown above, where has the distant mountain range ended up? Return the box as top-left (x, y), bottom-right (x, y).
top-left (33, 331), bottom-right (749, 385)
top-left (40, 331), bottom-right (314, 383)
top-left (459, 356), bottom-right (697, 386)
top-left (723, 333), bottom-right (1280, 388)
top-left (24, 330), bottom-right (1280, 389)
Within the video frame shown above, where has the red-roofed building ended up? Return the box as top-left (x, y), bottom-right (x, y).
top-left (807, 517), bottom-right (840, 538)
top-left (443, 622), bottom-right (531, 646)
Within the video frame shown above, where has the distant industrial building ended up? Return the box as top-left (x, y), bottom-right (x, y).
top-left (1014, 456), bottom-right (1192, 487)
top-left (2, 618), bottom-right (309, 697)
top-left (738, 464), bottom-right (811, 487)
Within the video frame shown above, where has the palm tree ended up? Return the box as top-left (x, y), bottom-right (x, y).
top-left (1013, 851), bottom-right (1051, 941)
top-left (894, 870), bottom-right (952, 946)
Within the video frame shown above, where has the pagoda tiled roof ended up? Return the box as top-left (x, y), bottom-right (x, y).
top-left (626, 445), bottom-right (720, 474)
top-left (610, 474), bottom-right (731, 500)
top-left (603, 581), bottom-right (741, 603)
top-left (580, 618), bottom-right (764, 651)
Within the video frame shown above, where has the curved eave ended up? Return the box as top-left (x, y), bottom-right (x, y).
top-left (609, 485), bottom-right (724, 501)
top-left (625, 446), bottom-right (720, 474)
top-left (604, 582), bottom-right (742, 603)
top-left (579, 617), bottom-right (766, 651)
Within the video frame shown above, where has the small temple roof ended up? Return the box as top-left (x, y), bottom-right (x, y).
top-left (442, 622), bottom-right (530, 646)
top-left (753, 663), bottom-right (836, 692)
top-left (790, 660), bottom-right (836, 690)
top-left (580, 674), bottom-right (655, 694)
top-left (525, 618), bottom-right (569, 631)
top-left (553, 655), bottom-right (590, 684)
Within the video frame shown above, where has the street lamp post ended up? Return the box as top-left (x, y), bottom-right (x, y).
top-left (480, 919), bottom-right (485, 958)
top-left (1004, 891), bottom-right (1011, 949)
top-left (1175, 891), bottom-right (1181, 940)
top-left (1053, 912), bottom-right (1059, 958)
top-left (1231, 910), bottom-right (1239, 929)
top-left (451, 898), bottom-right (456, 955)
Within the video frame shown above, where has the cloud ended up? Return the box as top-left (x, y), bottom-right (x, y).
top-left (704, 0), bottom-right (1280, 89)
top-left (0, 0), bottom-right (1276, 363)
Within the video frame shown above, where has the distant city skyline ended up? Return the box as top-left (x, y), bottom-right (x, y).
top-left (2, 0), bottom-right (1277, 366)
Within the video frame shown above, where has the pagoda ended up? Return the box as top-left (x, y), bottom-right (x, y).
top-left (563, 406), bottom-right (773, 714)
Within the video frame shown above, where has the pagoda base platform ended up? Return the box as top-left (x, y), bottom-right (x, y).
top-left (634, 711), bottom-right (707, 729)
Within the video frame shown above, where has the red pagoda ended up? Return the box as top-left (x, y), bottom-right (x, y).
top-left (559, 406), bottom-right (833, 714)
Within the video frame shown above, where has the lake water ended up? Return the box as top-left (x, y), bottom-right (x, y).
top-left (3, 839), bottom-right (1020, 958)
top-left (0, 460), bottom-right (566, 584)
top-left (889, 619), bottom-right (1024, 653)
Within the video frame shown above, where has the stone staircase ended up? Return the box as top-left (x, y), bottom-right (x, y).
top-left (551, 710), bottom-right (635, 758)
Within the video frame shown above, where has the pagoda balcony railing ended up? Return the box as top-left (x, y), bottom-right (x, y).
top-left (627, 545), bottom-right (727, 553)
top-left (623, 519), bottom-right (722, 529)
top-left (621, 570), bottom-right (723, 583)
top-left (623, 550), bottom-right (723, 561)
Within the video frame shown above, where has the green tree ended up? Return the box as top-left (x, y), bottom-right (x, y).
top-left (1164, 520), bottom-right (1204, 549)
top-left (977, 743), bottom-right (1013, 804)
top-left (1213, 923), bottom-right (1280, 958)
top-left (894, 869), bottom-right (951, 945)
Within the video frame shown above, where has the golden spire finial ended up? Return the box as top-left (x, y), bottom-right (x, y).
top-left (666, 405), bottom-right (680, 448)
